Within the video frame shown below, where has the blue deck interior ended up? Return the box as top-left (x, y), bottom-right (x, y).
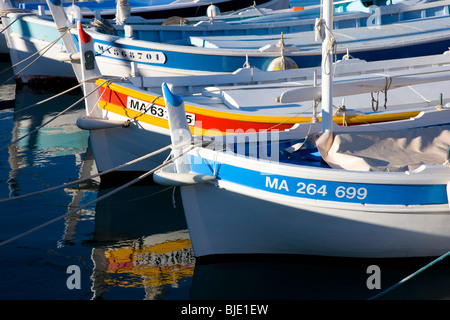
top-left (229, 138), bottom-right (330, 168)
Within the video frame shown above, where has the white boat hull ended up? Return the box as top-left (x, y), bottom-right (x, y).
top-left (5, 35), bottom-right (75, 84)
top-left (6, 0), bottom-right (450, 83)
top-left (156, 109), bottom-right (450, 259)
top-left (180, 174), bottom-right (450, 259)
top-left (87, 112), bottom-right (172, 175)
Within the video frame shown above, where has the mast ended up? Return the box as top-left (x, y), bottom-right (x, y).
top-left (321, 0), bottom-right (334, 133)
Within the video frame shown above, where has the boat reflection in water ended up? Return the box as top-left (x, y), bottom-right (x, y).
top-left (88, 183), bottom-right (195, 300)
top-left (1, 80), bottom-right (195, 300)
top-left (191, 255), bottom-right (450, 300)
top-left (4, 78), bottom-right (450, 300)
top-left (82, 161), bottom-right (450, 301)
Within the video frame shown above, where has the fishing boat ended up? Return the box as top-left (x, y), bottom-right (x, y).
top-left (48, 0), bottom-right (450, 77)
top-left (71, 18), bottom-right (450, 184)
top-left (0, 0), bottom-right (287, 55)
top-left (153, 0), bottom-right (450, 259)
top-left (18, 0), bottom-right (289, 20)
top-left (0, 0), bottom-right (444, 84)
top-left (0, 0), bottom-right (287, 82)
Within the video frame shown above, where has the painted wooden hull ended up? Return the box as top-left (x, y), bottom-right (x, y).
top-left (19, 0), bottom-right (287, 19)
top-left (51, 17), bottom-right (450, 185)
top-left (4, 0), bottom-right (450, 83)
top-left (75, 45), bottom-right (450, 176)
top-left (86, 71), bottom-right (437, 175)
top-left (154, 108), bottom-right (450, 259)
top-left (179, 178), bottom-right (450, 258)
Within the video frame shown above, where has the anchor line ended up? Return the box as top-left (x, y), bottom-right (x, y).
top-left (124, 93), bottom-right (162, 126)
top-left (92, 36), bottom-right (121, 58)
top-left (0, 79), bottom-right (110, 153)
top-left (86, 78), bottom-right (117, 117)
top-left (368, 251), bottom-right (450, 300)
top-left (0, 26), bottom-right (71, 85)
top-left (264, 104), bottom-right (315, 131)
top-left (0, 139), bottom-right (195, 203)
top-left (0, 82), bottom-right (83, 120)
top-left (0, 141), bottom-right (199, 247)
top-left (0, 11), bottom-right (35, 35)
top-left (0, 143), bottom-right (173, 203)
top-left (250, 1), bottom-right (264, 16)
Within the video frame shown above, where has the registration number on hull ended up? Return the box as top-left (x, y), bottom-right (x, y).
top-left (95, 44), bottom-right (167, 64)
top-left (126, 96), bottom-right (196, 125)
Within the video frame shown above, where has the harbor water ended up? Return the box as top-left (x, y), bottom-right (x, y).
top-left (1, 0), bottom-right (450, 307)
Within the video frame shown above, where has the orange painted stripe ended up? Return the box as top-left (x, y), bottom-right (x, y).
top-left (96, 80), bottom-right (422, 134)
top-left (98, 84), bottom-right (297, 134)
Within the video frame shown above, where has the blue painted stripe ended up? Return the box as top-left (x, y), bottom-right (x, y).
top-left (89, 38), bottom-right (278, 72)
top-left (190, 155), bottom-right (448, 206)
top-left (10, 18), bottom-right (450, 73)
top-left (10, 20), bottom-right (64, 46)
top-left (89, 37), bottom-right (450, 73)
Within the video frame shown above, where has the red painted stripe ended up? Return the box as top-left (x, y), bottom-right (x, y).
top-left (194, 114), bottom-right (293, 133)
top-left (99, 86), bottom-right (294, 132)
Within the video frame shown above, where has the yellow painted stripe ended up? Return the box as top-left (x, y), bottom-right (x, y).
top-left (97, 79), bottom-right (422, 128)
top-left (97, 79), bottom-right (311, 124)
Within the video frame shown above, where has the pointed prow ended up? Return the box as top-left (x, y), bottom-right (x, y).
top-left (77, 21), bottom-right (102, 117)
top-left (46, 0), bottom-right (83, 80)
top-left (153, 84), bottom-right (215, 186)
top-left (78, 20), bottom-right (97, 76)
top-left (162, 82), bottom-right (193, 174)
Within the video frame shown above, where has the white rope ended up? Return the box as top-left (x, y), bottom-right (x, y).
top-left (0, 143), bottom-right (175, 203)
top-left (368, 251), bottom-right (450, 300)
top-left (86, 78), bottom-right (112, 117)
top-left (90, 18), bottom-right (114, 33)
top-left (333, 104), bottom-right (348, 126)
top-left (0, 82), bottom-right (83, 120)
top-left (0, 8), bottom-right (35, 16)
top-left (0, 27), bottom-right (71, 86)
top-left (406, 85), bottom-right (432, 106)
top-left (322, 25), bottom-right (336, 76)
top-left (0, 79), bottom-right (109, 152)
top-left (0, 141), bottom-right (199, 247)
top-left (0, 9), bottom-right (35, 35)
top-left (314, 18), bottom-right (325, 42)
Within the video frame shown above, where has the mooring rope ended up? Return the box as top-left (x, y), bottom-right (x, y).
top-left (0, 82), bottom-right (83, 120)
top-left (0, 26), bottom-right (71, 86)
top-left (0, 8), bottom-right (35, 34)
top-left (0, 142), bottom-right (176, 203)
top-left (124, 94), bottom-right (162, 127)
top-left (0, 79), bottom-right (109, 152)
top-left (0, 141), bottom-right (199, 247)
top-left (0, 8), bottom-right (35, 16)
top-left (368, 251), bottom-right (450, 300)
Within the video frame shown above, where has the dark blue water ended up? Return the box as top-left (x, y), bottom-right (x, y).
top-left (1, 0), bottom-right (450, 305)
top-left (2, 71), bottom-right (450, 303)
